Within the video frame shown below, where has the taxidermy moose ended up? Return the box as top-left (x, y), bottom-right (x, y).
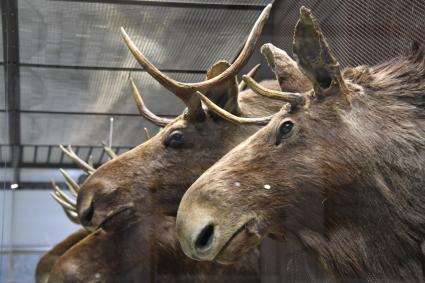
top-left (177, 6), bottom-right (425, 282)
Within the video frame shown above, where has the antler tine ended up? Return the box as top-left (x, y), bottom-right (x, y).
top-left (51, 180), bottom-right (77, 206)
top-left (120, 4), bottom-right (272, 95)
top-left (59, 169), bottom-right (80, 196)
top-left (196, 91), bottom-right (273, 125)
top-left (53, 186), bottom-right (77, 208)
top-left (59, 145), bottom-right (95, 175)
top-left (144, 127), bottom-right (151, 141)
top-left (129, 78), bottom-right (173, 127)
top-left (63, 209), bottom-right (80, 224)
top-left (238, 64), bottom-right (261, 92)
top-left (242, 75), bottom-right (305, 106)
top-left (101, 141), bottom-right (117, 160)
top-left (51, 192), bottom-right (76, 212)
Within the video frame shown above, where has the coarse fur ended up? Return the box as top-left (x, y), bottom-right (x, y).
top-left (76, 79), bottom-right (283, 228)
top-left (48, 216), bottom-right (259, 283)
top-left (49, 79), bottom-right (285, 282)
top-left (36, 229), bottom-right (90, 283)
top-left (177, 8), bottom-right (425, 282)
top-left (49, 49), bottom-right (322, 282)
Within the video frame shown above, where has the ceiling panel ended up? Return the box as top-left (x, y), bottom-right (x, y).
top-left (21, 113), bottom-right (158, 146)
top-left (20, 67), bottom-right (203, 115)
top-left (19, 0), bottom-right (263, 69)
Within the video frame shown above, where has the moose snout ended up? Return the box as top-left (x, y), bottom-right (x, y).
top-left (77, 177), bottom-right (117, 229)
top-left (195, 223), bottom-right (215, 252)
top-left (177, 214), bottom-right (219, 261)
top-left (79, 198), bottom-right (95, 227)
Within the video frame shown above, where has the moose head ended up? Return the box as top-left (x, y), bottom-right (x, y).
top-left (176, 7), bottom-right (425, 281)
top-left (74, 4), bottom-right (293, 230)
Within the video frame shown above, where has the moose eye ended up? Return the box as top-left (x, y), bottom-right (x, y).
top-left (164, 130), bottom-right (185, 148)
top-left (276, 120), bottom-right (294, 145)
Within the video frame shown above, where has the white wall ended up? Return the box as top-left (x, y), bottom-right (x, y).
top-left (0, 189), bottom-right (80, 250)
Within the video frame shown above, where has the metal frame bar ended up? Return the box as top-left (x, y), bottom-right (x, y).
top-left (52, 0), bottom-right (268, 10)
top-left (86, 146), bottom-right (94, 162)
top-left (19, 63), bottom-right (206, 74)
top-left (46, 145), bottom-right (52, 163)
top-left (0, 109), bottom-right (176, 118)
top-left (2, 0), bottom-right (21, 183)
top-left (33, 145), bottom-right (38, 163)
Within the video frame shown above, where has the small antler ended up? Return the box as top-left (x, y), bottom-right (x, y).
top-left (101, 141), bottom-right (118, 160)
top-left (238, 64), bottom-right (261, 92)
top-left (196, 91), bottom-right (273, 125)
top-left (52, 181), bottom-right (77, 207)
top-left (59, 145), bottom-right (95, 175)
top-left (50, 181), bottom-right (76, 212)
top-left (59, 169), bottom-right (80, 196)
top-left (242, 75), bottom-right (306, 106)
top-left (50, 180), bottom-right (80, 224)
top-left (129, 78), bottom-right (173, 127)
top-left (144, 127), bottom-right (151, 141)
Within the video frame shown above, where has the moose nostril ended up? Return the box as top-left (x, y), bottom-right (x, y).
top-left (195, 224), bottom-right (215, 252)
top-left (80, 202), bottom-right (95, 227)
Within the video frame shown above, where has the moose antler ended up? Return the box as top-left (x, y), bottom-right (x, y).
top-left (144, 127), bottom-right (151, 141)
top-left (120, 4), bottom-right (272, 119)
top-left (196, 91), bottom-right (273, 125)
top-left (59, 145), bottom-right (95, 175)
top-left (129, 78), bottom-right (173, 127)
top-left (101, 141), bottom-right (118, 160)
top-left (242, 75), bottom-right (306, 106)
top-left (59, 168), bottom-right (80, 196)
top-left (51, 179), bottom-right (79, 224)
top-left (238, 64), bottom-right (261, 92)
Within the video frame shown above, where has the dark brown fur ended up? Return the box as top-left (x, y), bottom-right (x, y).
top-left (36, 229), bottom-right (90, 283)
top-left (48, 81), bottom-right (284, 282)
top-left (48, 216), bottom-right (259, 283)
top-left (177, 12), bottom-right (425, 283)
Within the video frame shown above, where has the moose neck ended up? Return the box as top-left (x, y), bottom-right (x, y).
top-left (296, 71), bottom-right (425, 281)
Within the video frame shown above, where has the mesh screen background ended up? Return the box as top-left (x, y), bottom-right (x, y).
top-left (272, 0), bottom-right (425, 68)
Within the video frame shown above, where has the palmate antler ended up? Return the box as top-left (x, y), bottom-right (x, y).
top-left (121, 4), bottom-right (272, 121)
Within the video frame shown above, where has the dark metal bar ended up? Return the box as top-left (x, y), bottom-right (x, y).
top-left (74, 146), bottom-right (80, 156)
top-left (52, 0), bottom-right (267, 10)
top-left (46, 145), bottom-right (53, 163)
top-left (0, 143), bottom-right (135, 149)
top-left (19, 63), bottom-right (206, 74)
top-left (2, 0), bottom-right (21, 183)
top-left (33, 145), bottom-right (38, 163)
top-left (86, 146), bottom-right (94, 162)
top-left (0, 109), bottom-right (177, 119)
top-left (98, 149), bottom-right (106, 164)
top-left (59, 148), bottom-right (65, 164)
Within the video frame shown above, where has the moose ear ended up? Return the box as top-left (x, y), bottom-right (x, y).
top-left (261, 43), bottom-right (312, 93)
top-left (205, 60), bottom-right (240, 115)
top-left (292, 7), bottom-right (347, 97)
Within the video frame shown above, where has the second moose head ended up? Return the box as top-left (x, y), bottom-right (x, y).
top-left (75, 4), bottom-right (292, 230)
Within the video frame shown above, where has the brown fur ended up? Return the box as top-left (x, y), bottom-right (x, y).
top-left (177, 14), bottom-right (425, 283)
top-left (48, 81), bottom-right (285, 282)
top-left (76, 80), bottom-right (283, 227)
top-left (48, 216), bottom-right (259, 283)
top-left (36, 229), bottom-right (90, 283)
